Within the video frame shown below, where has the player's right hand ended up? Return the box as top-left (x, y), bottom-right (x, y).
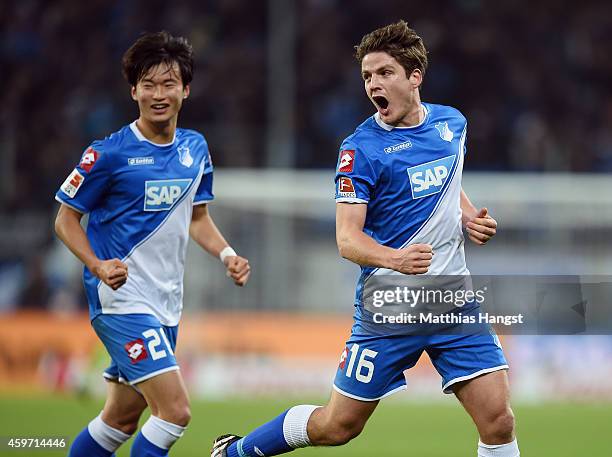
top-left (92, 259), bottom-right (128, 290)
top-left (390, 243), bottom-right (433, 275)
top-left (224, 255), bottom-right (251, 287)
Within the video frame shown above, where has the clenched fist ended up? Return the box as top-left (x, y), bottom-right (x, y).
top-left (92, 259), bottom-right (128, 290)
top-left (224, 255), bottom-right (251, 287)
top-left (465, 208), bottom-right (497, 245)
top-left (389, 243), bottom-right (433, 275)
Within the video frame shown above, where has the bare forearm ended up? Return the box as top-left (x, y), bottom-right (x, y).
top-left (55, 210), bottom-right (101, 272)
top-left (460, 189), bottom-right (478, 226)
top-left (190, 209), bottom-right (230, 258)
top-left (337, 229), bottom-right (396, 269)
top-left (335, 203), bottom-right (432, 274)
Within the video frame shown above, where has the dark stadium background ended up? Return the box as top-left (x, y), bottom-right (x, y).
top-left (1, 2), bottom-right (611, 456)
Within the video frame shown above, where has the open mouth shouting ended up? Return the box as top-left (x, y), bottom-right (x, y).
top-left (372, 94), bottom-right (390, 116)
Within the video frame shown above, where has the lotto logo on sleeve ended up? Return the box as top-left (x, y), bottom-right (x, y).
top-left (60, 169), bottom-right (84, 198)
top-left (337, 177), bottom-right (357, 198)
top-left (338, 150), bottom-right (355, 173)
top-left (144, 179), bottom-right (192, 211)
top-left (407, 155), bottom-right (455, 199)
top-left (79, 147), bottom-right (99, 173)
top-left (124, 339), bottom-right (148, 364)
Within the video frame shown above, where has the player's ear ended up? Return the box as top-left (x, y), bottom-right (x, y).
top-left (183, 84), bottom-right (190, 99)
top-left (410, 69), bottom-right (423, 89)
top-left (131, 85), bottom-right (138, 101)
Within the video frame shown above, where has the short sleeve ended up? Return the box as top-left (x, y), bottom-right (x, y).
top-left (194, 147), bottom-right (214, 205)
top-left (55, 143), bottom-right (110, 213)
top-left (334, 142), bottom-right (376, 204)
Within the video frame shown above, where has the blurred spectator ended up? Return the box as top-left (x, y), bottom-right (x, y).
top-left (17, 255), bottom-right (51, 309)
top-left (2, 1), bottom-right (611, 205)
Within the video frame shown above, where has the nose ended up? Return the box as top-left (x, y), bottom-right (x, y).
top-left (368, 74), bottom-right (383, 92)
top-left (153, 85), bottom-right (164, 100)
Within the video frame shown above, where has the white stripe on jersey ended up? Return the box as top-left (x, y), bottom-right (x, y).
top-left (366, 123), bottom-right (469, 280)
top-left (97, 162), bottom-right (204, 326)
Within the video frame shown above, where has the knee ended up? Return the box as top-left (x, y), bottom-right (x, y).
top-left (118, 421), bottom-right (139, 436)
top-left (482, 408), bottom-right (515, 444)
top-left (323, 418), bottom-right (365, 446)
top-left (175, 405), bottom-right (192, 427)
top-left (161, 404), bottom-right (191, 427)
top-left (101, 412), bottom-right (141, 436)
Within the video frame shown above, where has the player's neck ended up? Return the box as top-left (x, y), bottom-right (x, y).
top-left (136, 117), bottom-right (177, 145)
top-left (396, 102), bottom-right (425, 128)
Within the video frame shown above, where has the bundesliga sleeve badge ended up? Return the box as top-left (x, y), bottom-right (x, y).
top-left (337, 177), bottom-right (357, 198)
top-left (338, 150), bottom-right (355, 173)
top-left (60, 169), bottom-right (84, 198)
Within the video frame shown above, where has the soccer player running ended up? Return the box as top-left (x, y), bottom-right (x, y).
top-left (212, 21), bottom-right (519, 457)
top-left (55, 32), bottom-right (251, 457)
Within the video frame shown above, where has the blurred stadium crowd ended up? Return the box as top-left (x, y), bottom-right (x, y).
top-left (1, 0), bottom-right (612, 310)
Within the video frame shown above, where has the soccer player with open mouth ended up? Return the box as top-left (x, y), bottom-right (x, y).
top-left (55, 31), bottom-right (251, 457)
top-left (212, 21), bottom-right (517, 457)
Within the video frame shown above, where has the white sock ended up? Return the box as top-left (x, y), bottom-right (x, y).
top-left (282, 405), bottom-right (319, 448)
top-left (87, 413), bottom-right (132, 452)
top-left (141, 415), bottom-right (186, 450)
top-left (478, 439), bottom-right (520, 457)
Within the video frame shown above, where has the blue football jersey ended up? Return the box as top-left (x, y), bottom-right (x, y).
top-left (335, 103), bottom-right (470, 315)
top-left (56, 121), bottom-right (214, 326)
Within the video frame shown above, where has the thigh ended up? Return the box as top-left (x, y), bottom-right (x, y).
top-left (308, 388), bottom-right (379, 444)
top-left (137, 369), bottom-right (190, 417)
top-left (323, 387), bottom-right (379, 423)
top-left (101, 379), bottom-right (148, 431)
top-left (92, 314), bottom-right (179, 386)
top-left (453, 369), bottom-right (512, 430)
top-left (427, 332), bottom-right (508, 394)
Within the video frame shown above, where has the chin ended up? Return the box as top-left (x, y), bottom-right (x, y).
top-left (148, 113), bottom-right (174, 124)
top-left (380, 113), bottom-right (400, 126)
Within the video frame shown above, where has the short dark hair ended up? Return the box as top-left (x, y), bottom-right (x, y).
top-left (355, 21), bottom-right (428, 78)
top-left (122, 31), bottom-right (194, 86)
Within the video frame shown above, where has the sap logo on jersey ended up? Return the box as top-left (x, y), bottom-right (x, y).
top-left (407, 155), bottom-right (455, 199)
top-left (144, 179), bottom-right (192, 211)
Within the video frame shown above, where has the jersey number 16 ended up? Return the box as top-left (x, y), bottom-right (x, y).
top-left (344, 344), bottom-right (378, 384)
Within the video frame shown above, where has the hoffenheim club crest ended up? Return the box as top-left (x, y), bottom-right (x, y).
top-left (177, 145), bottom-right (193, 167)
top-left (435, 122), bottom-right (454, 142)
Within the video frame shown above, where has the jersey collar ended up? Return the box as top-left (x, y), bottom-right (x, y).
top-left (374, 104), bottom-right (429, 131)
top-left (129, 121), bottom-right (176, 147)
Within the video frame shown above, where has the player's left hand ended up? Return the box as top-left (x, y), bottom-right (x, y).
top-left (224, 256), bottom-right (251, 286)
top-left (465, 208), bottom-right (497, 245)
